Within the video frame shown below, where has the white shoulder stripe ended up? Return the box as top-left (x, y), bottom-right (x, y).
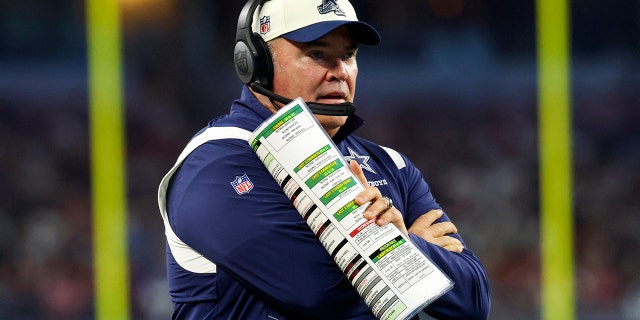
top-left (174, 127), bottom-right (252, 166)
top-left (158, 126), bottom-right (252, 273)
top-left (381, 146), bottom-right (406, 169)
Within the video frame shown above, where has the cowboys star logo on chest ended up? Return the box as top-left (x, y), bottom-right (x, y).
top-left (344, 147), bottom-right (376, 174)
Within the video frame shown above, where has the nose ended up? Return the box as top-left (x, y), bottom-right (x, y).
top-left (327, 58), bottom-right (349, 82)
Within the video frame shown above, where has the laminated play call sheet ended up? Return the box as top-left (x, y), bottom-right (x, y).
top-left (249, 98), bottom-right (453, 320)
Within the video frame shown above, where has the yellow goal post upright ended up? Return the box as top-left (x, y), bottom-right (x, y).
top-left (536, 0), bottom-right (576, 319)
top-left (86, 0), bottom-right (130, 319)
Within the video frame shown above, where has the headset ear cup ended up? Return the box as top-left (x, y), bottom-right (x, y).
top-left (234, 0), bottom-right (274, 88)
top-left (234, 40), bottom-right (255, 85)
top-left (234, 32), bottom-right (273, 89)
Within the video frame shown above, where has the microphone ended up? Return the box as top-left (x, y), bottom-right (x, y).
top-left (250, 82), bottom-right (356, 116)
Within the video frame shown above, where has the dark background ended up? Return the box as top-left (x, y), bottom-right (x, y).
top-left (1, 0), bottom-right (639, 319)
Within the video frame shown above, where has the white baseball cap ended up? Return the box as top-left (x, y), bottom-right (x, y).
top-left (252, 0), bottom-right (381, 45)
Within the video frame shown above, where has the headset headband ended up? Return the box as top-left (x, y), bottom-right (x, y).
top-left (234, 0), bottom-right (273, 88)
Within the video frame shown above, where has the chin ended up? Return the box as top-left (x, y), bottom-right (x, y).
top-left (316, 114), bottom-right (348, 132)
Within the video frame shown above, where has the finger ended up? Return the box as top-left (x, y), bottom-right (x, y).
top-left (363, 197), bottom-right (391, 220)
top-left (349, 160), bottom-right (367, 186)
top-left (350, 160), bottom-right (380, 207)
top-left (434, 235), bottom-right (463, 248)
top-left (430, 221), bottom-right (458, 237)
top-left (376, 206), bottom-right (400, 225)
top-left (432, 236), bottom-right (464, 252)
top-left (376, 207), bottom-right (408, 236)
top-left (411, 209), bottom-right (444, 228)
top-left (443, 244), bottom-right (464, 253)
top-left (408, 221), bottom-right (458, 241)
top-left (350, 160), bottom-right (389, 221)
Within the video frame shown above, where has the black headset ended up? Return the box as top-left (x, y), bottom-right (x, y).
top-left (234, 0), bottom-right (274, 89)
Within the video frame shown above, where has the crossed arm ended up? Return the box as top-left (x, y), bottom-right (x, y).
top-left (350, 160), bottom-right (464, 253)
top-left (350, 160), bottom-right (491, 319)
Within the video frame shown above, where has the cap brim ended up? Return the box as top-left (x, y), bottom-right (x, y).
top-left (281, 21), bottom-right (381, 46)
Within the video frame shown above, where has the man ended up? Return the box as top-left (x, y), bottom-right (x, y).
top-left (158, 0), bottom-right (491, 319)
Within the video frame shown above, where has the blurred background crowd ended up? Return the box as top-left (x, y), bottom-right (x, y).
top-left (0, 0), bottom-right (638, 319)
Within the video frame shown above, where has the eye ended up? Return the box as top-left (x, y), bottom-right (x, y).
top-left (343, 51), bottom-right (357, 60)
top-left (309, 50), bottom-right (325, 60)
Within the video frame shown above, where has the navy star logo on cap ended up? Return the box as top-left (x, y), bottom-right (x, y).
top-left (318, 0), bottom-right (346, 16)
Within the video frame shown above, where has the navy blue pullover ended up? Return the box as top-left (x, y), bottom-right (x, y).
top-left (158, 87), bottom-right (491, 319)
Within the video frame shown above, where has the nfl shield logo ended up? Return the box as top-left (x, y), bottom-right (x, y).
top-left (235, 50), bottom-right (248, 74)
top-left (230, 174), bottom-right (254, 195)
top-left (260, 16), bottom-right (270, 34)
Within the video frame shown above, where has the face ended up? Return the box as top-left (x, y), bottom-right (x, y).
top-left (262, 26), bottom-right (359, 137)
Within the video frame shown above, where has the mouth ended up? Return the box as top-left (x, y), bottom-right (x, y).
top-left (316, 92), bottom-right (347, 104)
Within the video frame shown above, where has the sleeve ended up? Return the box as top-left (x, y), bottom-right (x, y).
top-left (167, 140), bottom-right (373, 319)
top-left (398, 155), bottom-right (491, 320)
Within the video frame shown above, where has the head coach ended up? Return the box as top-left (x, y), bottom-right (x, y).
top-left (157, 0), bottom-right (491, 319)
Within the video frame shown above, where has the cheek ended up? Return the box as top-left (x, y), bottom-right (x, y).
top-left (350, 66), bottom-right (359, 78)
top-left (349, 67), bottom-right (358, 92)
top-left (274, 62), bottom-right (316, 92)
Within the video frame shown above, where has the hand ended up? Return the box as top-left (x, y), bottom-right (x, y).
top-left (408, 209), bottom-right (464, 253)
top-left (349, 160), bottom-right (409, 237)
